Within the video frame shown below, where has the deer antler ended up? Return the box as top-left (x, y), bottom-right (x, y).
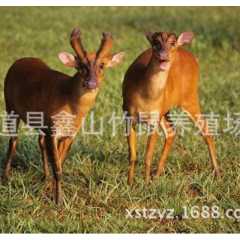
top-left (97, 32), bottom-right (113, 59)
top-left (70, 28), bottom-right (87, 62)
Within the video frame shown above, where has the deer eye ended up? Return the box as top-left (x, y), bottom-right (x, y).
top-left (153, 44), bottom-right (161, 51)
top-left (79, 64), bottom-right (88, 75)
top-left (168, 39), bottom-right (176, 47)
top-left (99, 63), bottom-right (105, 69)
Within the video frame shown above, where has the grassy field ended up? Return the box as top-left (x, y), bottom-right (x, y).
top-left (0, 7), bottom-right (240, 233)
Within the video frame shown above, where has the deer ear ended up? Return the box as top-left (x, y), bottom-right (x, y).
top-left (145, 32), bottom-right (154, 43)
top-left (58, 52), bottom-right (77, 68)
top-left (106, 52), bottom-right (125, 68)
top-left (177, 32), bottom-right (194, 46)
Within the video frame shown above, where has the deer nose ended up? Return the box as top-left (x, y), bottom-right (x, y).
top-left (86, 80), bottom-right (97, 89)
top-left (159, 51), bottom-right (168, 61)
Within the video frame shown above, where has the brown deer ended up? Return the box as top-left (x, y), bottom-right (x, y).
top-left (122, 31), bottom-right (220, 185)
top-left (2, 28), bottom-right (124, 204)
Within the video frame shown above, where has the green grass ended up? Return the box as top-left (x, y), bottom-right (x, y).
top-left (0, 6), bottom-right (240, 233)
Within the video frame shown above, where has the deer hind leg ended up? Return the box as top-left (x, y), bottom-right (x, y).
top-left (2, 118), bottom-right (20, 181)
top-left (155, 115), bottom-right (176, 177)
top-left (127, 124), bottom-right (137, 186)
top-left (183, 105), bottom-right (221, 177)
top-left (144, 130), bottom-right (158, 184)
top-left (38, 135), bottom-right (50, 180)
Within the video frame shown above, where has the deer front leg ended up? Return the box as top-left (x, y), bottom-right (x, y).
top-left (58, 137), bottom-right (74, 165)
top-left (45, 134), bottom-right (63, 205)
top-left (38, 135), bottom-right (50, 180)
top-left (57, 117), bottom-right (82, 165)
top-left (144, 130), bottom-right (158, 184)
top-left (127, 124), bottom-right (137, 185)
top-left (155, 116), bottom-right (176, 177)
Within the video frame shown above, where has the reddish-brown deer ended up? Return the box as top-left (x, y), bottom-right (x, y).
top-left (2, 28), bottom-right (124, 204)
top-left (122, 31), bottom-right (220, 185)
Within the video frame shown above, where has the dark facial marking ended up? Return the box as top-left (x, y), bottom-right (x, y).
top-left (150, 32), bottom-right (177, 61)
top-left (151, 32), bottom-right (176, 50)
top-left (77, 56), bottom-right (106, 90)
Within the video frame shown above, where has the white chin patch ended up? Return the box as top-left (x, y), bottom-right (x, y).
top-left (159, 62), bottom-right (169, 71)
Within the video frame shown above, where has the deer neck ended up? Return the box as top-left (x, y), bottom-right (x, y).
top-left (68, 73), bottom-right (100, 115)
top-left (143, 57), bottom-right (169, 100)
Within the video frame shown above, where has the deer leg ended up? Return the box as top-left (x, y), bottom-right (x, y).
top-left (2, 118), bottom-right (20, 181)
top-left (144, 130), bottom-right (158, 184)
top-left (38, 135), bottom-right (50, 180)
top-left (127, 124), bottom-right (137, 185)
top-left (2, 136), bottom-right (18, 180)
top-left (58, 137), bottom-right (73, 165)
top-left (155, 116), bottom-right (176, 177)
top-left (183, 106), bottom-right (220, 177)
top-left (45, 134), bottom-right (63, 205)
